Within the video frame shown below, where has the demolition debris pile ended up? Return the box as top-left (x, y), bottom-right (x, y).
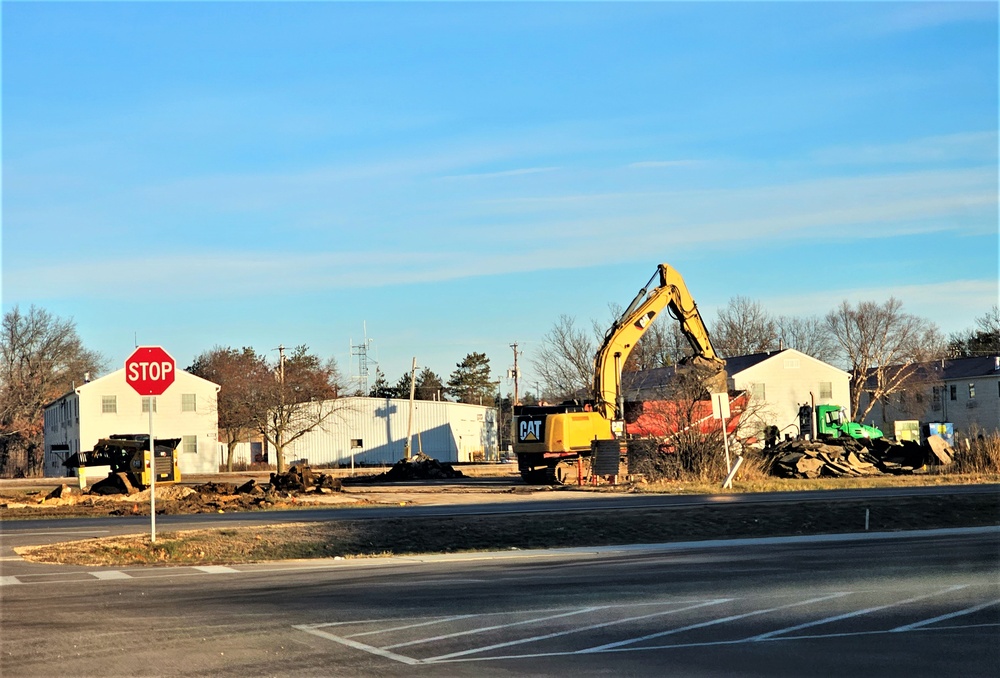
top-left (344, 454), bottom-right (465, 485)
top-left (766, 435), bottom-right (957, 479)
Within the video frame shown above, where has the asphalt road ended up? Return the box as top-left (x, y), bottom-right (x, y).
top-left (1, 528), bottom-right (998, 677)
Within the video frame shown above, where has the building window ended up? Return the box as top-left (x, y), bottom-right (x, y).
top-left (969, 383), bottom-right (976, 399)
top-left (141, 397), bottom-right (157, 413)
top-left (749, 383), bottom-right (765, 401)
top-left (350, 439), bottom-right (363, 449)
top-left (819, 382), bottom-right (832, 399)
top-left (181, 394), bottom-right (197, 412)
top-left (102, 396), bottom-right (117, 414)
top-left (182, 435), bottom-right (197, 454)
top-left (950, 385), bottom-right (957, 401)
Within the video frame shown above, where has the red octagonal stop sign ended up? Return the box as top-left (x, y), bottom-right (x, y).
top-left (125, 346), bottom-right (176, 396)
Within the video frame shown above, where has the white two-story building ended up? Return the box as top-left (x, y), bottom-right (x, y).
top-left (43, 368), bottom-right (221, 479)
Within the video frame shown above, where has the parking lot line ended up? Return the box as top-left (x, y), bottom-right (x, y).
top-left (293, 624), bottom-right (423, 666)
top-left (745, 585), bottom-right (968, 641)
top-left (890, 598), bottom-right (1000, 632)
top-left (347, 614), bottom-right (480, 638)
top-left (580, 592), bottom-right (850, 653)
top-left (422, 598), bottom-right (731, 662)
top-left (384, 606), bottom-right (605, 650)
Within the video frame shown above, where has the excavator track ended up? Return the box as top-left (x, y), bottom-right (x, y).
top-left (546, 458), bottom-right (591, 485)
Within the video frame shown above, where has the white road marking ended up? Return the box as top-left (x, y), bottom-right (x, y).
top-left (192, 565), bottom-right (238, 574)
top-left (384, 606), bottom-right (605, 649)
top-left (89, 570), bottom-right (132, 580)
top-left (347, 615), bottom-right (481, 638)
top-left (422, 598), bottom-right (732, 662)
top-left (293, 624), bottom-right (422, 665)
top-left (890, 598), bottom-right (1000, 632)
top-left (745, 585), bottom-right (968, 641)
top-left (579, 592), bottom-right (850, 653)
top-left (0, 576), bottom-right (22, 586)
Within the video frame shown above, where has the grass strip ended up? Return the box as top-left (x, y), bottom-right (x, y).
top-left (16, 493), bottom-right (999, 567)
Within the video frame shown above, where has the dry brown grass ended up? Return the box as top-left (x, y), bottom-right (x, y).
top-left (948, 431), bottom-right (1000, 475)
top-left (16, 492), bottom-right (999, 567)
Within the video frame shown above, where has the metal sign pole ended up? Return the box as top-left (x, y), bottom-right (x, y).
top-left (722, 413), bottom-right (731, 474)
top-left (149, 397), bottom-right (156, 543)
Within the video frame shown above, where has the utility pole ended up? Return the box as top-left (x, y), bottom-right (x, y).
top-left (404, 357), bottom-right (418, 461)
top-left (509, 342), bottom-right (521, 406)
top-left (275, 344), bottom-right (286, 473)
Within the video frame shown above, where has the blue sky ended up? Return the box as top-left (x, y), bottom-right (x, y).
top-left (3, 1), bottom-right (997, 394)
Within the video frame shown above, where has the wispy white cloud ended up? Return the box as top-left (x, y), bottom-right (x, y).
top-left (876, 2), bottom-right (997, 35)
top-left (812, 132), bottom-right (998, 166)
top-left (627, 160), bottom-right (698, 169)
top-left (761, 280), bottom-right (999, 335)
top-left (440, 166), bottom-right (559, 180)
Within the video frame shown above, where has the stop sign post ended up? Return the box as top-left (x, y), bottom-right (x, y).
top-left (124, 346), bottom-right (176, 543)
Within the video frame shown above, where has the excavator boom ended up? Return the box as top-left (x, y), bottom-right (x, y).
top-left (593, 264), bottom-right (725, 421)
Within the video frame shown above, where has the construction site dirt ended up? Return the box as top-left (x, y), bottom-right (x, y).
top-left (3, 453), bottom-right (999, 567)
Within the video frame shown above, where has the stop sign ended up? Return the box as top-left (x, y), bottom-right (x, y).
top-left (125, 346), bottom-right (176, 396)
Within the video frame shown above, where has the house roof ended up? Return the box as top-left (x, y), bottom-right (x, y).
top-left (883, 355), bottom-right (1000, 383)
top-left (722, 350), bottom-right (785, 374)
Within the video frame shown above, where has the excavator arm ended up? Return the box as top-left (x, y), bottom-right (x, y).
top-left (593, 263), bottom-right (725, 421)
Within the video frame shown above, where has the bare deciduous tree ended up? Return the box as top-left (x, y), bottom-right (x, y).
top-left (253, 345), bottom-right (343, 473)
top-left (825, 298), bottom-right (945, 422)
top-left (948, 304), bottom-right (1000, 357)
top-left (531, 314), bottom-right (596, 401)
top-left (188, 346), bottom-right (271, 472)
top-left (711, 296), bottom-right (778, 358)
top-left (0, 305), bottom-right (105, 477)
top-left (776, 315), bottom-right (838, 363)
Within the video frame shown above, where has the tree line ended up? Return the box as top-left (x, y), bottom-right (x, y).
top-left (0, 306), bottom-right (502, 477)
top-left (532, 298), bottom-right (1000, 424)
top-left (1, 299), bottom-right (996, 477)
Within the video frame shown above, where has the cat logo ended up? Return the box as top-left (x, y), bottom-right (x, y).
top-left (519, 419), bottom-right (543, 442)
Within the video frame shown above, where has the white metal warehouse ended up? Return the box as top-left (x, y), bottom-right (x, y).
top-left (255, 396), bottom-right (499, 467)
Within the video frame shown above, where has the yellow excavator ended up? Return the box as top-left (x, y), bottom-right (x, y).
top-left (513, 263), bottom-right (726, 484)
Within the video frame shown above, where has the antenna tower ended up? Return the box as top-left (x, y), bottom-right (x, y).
top-left (350, 322), bottom-right (376, 395)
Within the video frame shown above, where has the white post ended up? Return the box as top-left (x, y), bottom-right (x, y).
top-left (722, 413), bottom-right (731, 474)
top-left (149, 396), bottom-right (156, 543)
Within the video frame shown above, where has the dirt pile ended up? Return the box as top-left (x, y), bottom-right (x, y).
top-left (344, 454), bottom-right (465, 484)
top-left (269, 465), bottom-right (342, 493)
top-left (766, 437), bottom-right (952, 479)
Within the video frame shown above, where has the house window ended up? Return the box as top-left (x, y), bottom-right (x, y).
top-left (350, 439), bottom-right (363, 449)
top-left (102, 396), bottom-right (117, 414)
top-left (141, 397), bottom-right (157, 413)
top-left (969, 383), bottom-right (975, 399)
top-left (182, 435), bottom-right (197, 454)
top-left (181, 394), bottom-right (197, 412)
top-left (950, 385), bottom-right (957, 401)
top-left (749, 383), bottom-right (766, 401)
top-left (819, 382), bottom-right (832, 399)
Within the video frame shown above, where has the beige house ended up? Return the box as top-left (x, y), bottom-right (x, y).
top-left (625, 348), bottom-right (853, 440)
top-left (724, 349), bottom-right (855, 438)
top-left (43, 368), bottom-right (221, 479)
